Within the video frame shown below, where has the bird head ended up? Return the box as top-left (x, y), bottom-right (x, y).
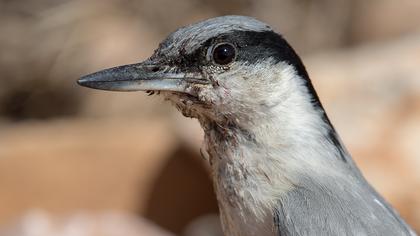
top-left (78, 16), bottom-right (316, 127)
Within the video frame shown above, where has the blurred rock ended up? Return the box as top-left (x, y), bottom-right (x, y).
top-left (306, 32), bottom-right (420, 231)
top-left (0, 209), bottom-right (173, 236)
top-left (253, 0), bottom-right (353, 53)
top-left (351, 0), bottom-right (420, 44)
top-left (0, 0), bottom-right (159, 120)
top-left (0, 118), bottom-right (178, 224)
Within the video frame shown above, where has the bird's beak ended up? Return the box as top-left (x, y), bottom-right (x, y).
top-left (77, 61), bottom-right (205, 94)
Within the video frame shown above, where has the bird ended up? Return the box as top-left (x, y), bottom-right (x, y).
top-left (78, 16), bottom-right (417, 236)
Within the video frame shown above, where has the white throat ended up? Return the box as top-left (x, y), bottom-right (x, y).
top-left (200, 63), bottom-right (349, 235)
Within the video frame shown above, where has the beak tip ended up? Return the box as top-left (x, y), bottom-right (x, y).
top-left (76, 78), bottom-right (85, 87)
top-left (77, 74), bottom-right (118, 91)
top-left (77, 75), bottom-right (95, 88)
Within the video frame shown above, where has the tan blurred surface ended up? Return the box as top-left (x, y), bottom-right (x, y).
top-left (307, 33), bottom-right (420, 227)
top-left (0, 0), bottom-right (419, 235)
top-left (0, 210), bottom-right (174, 236)
top-left (0, 118), bottom-right (176, 222)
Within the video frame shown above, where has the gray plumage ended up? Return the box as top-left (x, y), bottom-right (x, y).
top-left (78, 16), bottom-right (417, 236)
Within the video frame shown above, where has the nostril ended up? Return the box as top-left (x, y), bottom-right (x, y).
top-left (151, 66), bottom-right (160, 72)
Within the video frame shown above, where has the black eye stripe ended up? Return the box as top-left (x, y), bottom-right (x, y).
top-left (169, 30), bottom-right (309, 79)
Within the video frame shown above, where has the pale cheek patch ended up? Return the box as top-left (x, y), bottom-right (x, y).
top-left (211, 60), bottom-right (293, 114)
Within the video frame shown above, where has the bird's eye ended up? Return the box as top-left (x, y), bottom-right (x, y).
top-left (211, 43), bottom-right (236, 65)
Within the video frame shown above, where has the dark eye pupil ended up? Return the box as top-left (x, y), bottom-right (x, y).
top-left (213, 44), bottom-right (236, 65)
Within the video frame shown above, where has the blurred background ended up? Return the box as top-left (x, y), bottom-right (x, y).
top-left (0, 0), bottom-right (419, 235)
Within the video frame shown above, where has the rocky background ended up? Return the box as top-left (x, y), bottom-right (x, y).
top-left (0, 0), bottom-right (419, 235)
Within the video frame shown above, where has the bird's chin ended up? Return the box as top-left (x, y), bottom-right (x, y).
top-left (161, 91), bottom-right (210, 119)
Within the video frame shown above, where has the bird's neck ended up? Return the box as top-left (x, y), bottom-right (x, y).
top-left (200, 73), bottom-right (353, 234)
